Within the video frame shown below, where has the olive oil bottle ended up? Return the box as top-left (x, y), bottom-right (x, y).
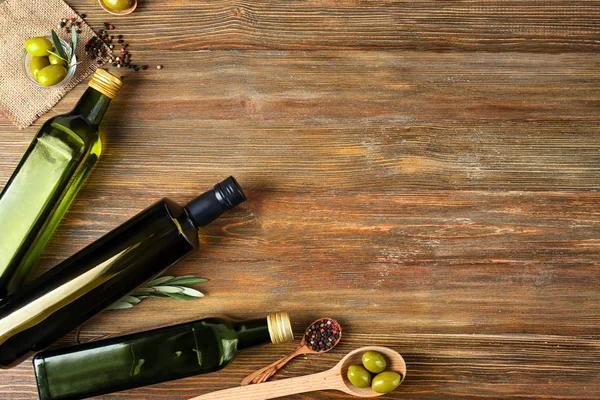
top-left (33, 313), bottom-right (294, 400)
top-left (0, 69), bottom-right (122, 298)
top-left (0, 177), bottom-right (246, 368)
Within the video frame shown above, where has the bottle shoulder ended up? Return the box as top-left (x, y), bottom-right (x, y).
top-left (163, 199), bottom-right (200, 249)
top-left (40, 115), bottom-right (100, 149)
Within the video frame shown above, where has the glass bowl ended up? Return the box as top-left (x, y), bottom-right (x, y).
top-left (22, 37), bottom-right (77, 89)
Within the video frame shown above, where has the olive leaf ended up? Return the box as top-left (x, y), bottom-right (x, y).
top-left (107, 275), bottom-right (208, 311)
top-left (50, 30), bottom-right (67, 60)
top-left (169, 276), bottom-right (209, 286)
top-left (71, 25), bottom-right (77, 58)
top-left (48, 27), bottom-right (78, 68)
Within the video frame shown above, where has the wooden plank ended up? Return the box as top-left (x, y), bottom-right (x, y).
top-left (67, 0), bottom-right (600, 52)
top-left (3, 334), bottom-right (600, 399)
top-left (8, 189), bottom-right (593, 339)
top-left (3, 119), bottom-right (599, 191)
top-left (3, 50), bottom-right (598, 126)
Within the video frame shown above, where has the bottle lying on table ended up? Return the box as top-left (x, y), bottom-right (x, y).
top-left (0, 69), bottom-right (122, 298)
top-left (33, 313), bottom-right (294, 400)
top-left (0, 176), bottom-right (246, 368)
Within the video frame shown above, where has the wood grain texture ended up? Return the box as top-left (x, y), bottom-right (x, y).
top-left (0, 0), bottom-right (599, 399)
top-left (71, 0), bottom-right (600, 52)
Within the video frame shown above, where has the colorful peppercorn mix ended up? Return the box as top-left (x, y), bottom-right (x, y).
top-left (305, 317), bottom-right (342, 352)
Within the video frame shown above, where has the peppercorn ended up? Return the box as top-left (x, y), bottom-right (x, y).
top-left (80, 13), bottom-right (86, 18)
top-left (156, 65), bottom-right (163, 70)
top-left (142, 65), bottom-right (148, 70)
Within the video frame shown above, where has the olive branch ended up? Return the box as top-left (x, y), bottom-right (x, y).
top-left (47, 26), bottom-right (79, 68)
top-left (108, 275), bottom-right (209, 310)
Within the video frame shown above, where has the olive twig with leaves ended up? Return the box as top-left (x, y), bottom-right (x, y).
top-left (108, 275), bottom-right (209, 310)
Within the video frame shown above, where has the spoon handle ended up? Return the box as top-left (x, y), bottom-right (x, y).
top-left (241, 346), bottom-right (307, 385)
top-left (188, 369), bottom-right (340, 400)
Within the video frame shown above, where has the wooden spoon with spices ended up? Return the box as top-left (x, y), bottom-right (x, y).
top-left (189, 346), bottom-right (406, 400)
top-left (241, 317), bottom-right (342, 385)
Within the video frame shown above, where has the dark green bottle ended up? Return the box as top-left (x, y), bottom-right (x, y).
top-left (0, 177), bottom-right (246, 368)
top-left (33, 313), bottom-right (293, 400)
top-left (0, 69), bottom-right (122, 298)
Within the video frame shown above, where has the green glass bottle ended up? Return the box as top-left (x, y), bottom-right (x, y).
top-left (0, 69), bottom-right (122, 297)
top-left (0, 177), bottom-right (246, 368)
top-left (33, 313), bottom-right (293, 400)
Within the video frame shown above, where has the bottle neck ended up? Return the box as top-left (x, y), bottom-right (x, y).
top-left (234, 318), bottom-right (272, 351)
top-left (71, 87), bottom-right (112, 125)
top-left (184, 177), bottom-right (246, 227)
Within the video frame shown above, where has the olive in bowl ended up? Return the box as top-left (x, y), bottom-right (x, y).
top-left (22, 37), bottom-right (76, 89)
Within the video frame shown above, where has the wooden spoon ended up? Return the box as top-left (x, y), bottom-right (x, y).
top-left (98, 0), bottom-right (138, 16)
top-left (188, 346), bottom-right (406, 400)
top-left (241, 317), bottom-right (342, 385)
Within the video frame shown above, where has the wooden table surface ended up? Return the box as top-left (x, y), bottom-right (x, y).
top-left (1, 0), bottom-right (599, 399)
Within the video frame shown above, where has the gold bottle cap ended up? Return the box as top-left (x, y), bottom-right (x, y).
top-left (89, 68), bottom-right (122, 99)
top-left (267, 312), bottom-right (294, 344)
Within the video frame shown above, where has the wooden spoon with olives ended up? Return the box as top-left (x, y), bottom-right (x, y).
top-left (241, 317), bottom-right (342, 385)
top-left (189, 346), bottom-right (406, 399)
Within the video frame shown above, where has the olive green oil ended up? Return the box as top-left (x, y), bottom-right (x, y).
top-left (33, 313), bottom-right (293, 400)
top-left (0, 69), bottom-right (121, 297)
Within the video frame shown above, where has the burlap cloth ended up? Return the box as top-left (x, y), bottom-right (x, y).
top-left (0, 0), bottom-right (108, 129)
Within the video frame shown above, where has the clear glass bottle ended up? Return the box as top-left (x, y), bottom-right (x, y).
top-left (0, 177), bottom-right (246, 368)
top-left (33, 313), bottom-right (294, 400)
top-left (0, 69), bottom-right (122, 297)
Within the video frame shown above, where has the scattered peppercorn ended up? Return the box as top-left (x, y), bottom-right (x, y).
top-left (80, 13), bottom-right (86, 19)
top-left (142, 65), bottom-right (148, 70)
top-left (156, 65), bottom-right (163, 70)
top-left (304, 318), bottom-right (342, 352)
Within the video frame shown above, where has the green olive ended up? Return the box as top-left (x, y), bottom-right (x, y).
top-left (371, 371), bottom-right (401, 394)
top-left (347, 365), bottom-right (371, 388)
top-left (48, 53), bottom-right (66, 66)
top-left (30, 56), bottom-right (50, 78)
top-left (24, 37), bottom-right (53, 57)
top-left (36, 65), bottom-right (67, 87)
top-left (103, 0), bottom-right (133, 11)
top-left (362, 351), bottom-right (387, 373)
